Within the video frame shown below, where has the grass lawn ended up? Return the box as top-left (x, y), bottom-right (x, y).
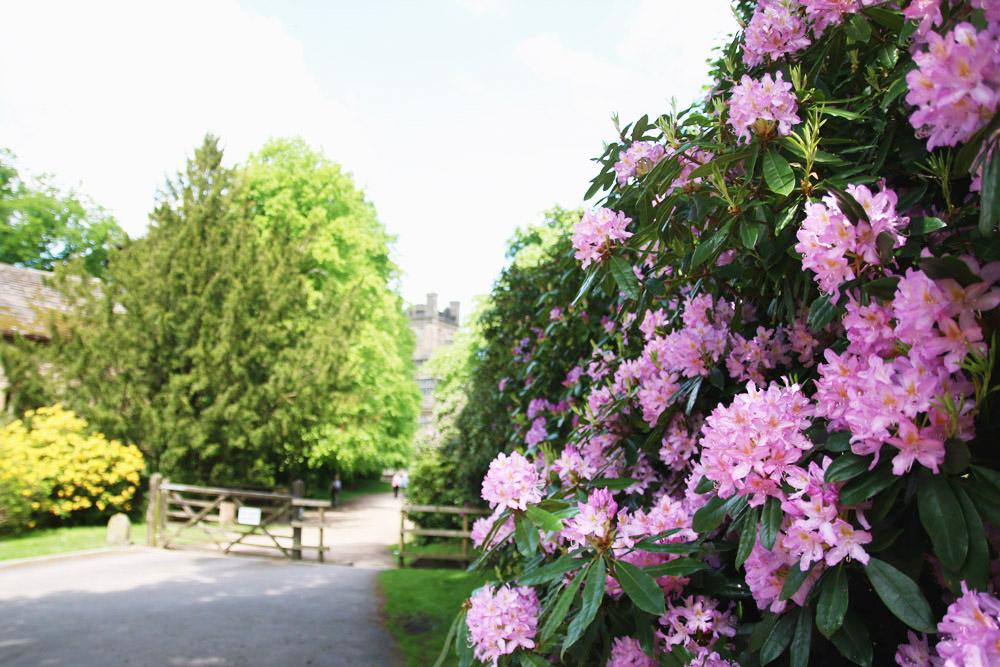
top-left (378, 568), bottom-right (484, 667)
top-left (0, 522), bottom-right (146, 561)
top-left (340, 477), bottom-right (392, 502)
top-left (389, 539), bottom-right (477, 568)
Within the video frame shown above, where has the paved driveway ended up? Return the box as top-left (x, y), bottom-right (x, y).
top-left (0, 549), bottom-right (402, 666)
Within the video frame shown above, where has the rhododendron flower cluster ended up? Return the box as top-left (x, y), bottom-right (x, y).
top-left (466, 584), bottom-right (540, 664)
top-left (571, 207), bottom-right (633, 268)
top-left (613, 141), bottom-right (666, 186)
top-left (657, 595), bottom-right (736, 662)
top-left (894, 584), bottom-right (1000, 666)
top-left (607, 636), bottom-right (657, 667)
top-left (471, 508), bottom-right (515, 549)
top-left (700, 381), bottom-right (815, 505)
top-left (481, 451), bottom-right (543, 510)
top-left (727, 72), bottom-right (801, 143)
top-left (743, 0), bottom-right (811, 66)
top-left (562, 487), bottom-right (617, 546)
top-left (799, 0), bottom-right (864, 36)
top-left (795, 183), bottom-right (909, 298)
top-left (906, 23), bottom-right (1000, 150)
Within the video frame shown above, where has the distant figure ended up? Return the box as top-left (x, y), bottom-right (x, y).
top-left (391, 472), bottom-right (402, 498)
top-left (401, 471), bottom-right (409, 497)
top-left (330, 474), bottom-right (342, 508)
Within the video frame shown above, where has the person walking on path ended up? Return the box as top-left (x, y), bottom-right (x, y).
top-left (400, 471), bottom-right (409, 498)
top-left (391, 472), bottom-right (401, 498)
top-left (329, 474), bottom-right (342, 507)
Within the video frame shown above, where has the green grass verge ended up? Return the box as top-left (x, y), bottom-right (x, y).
top-left (0, 522), bottom-right (147, 561)
top-left (340, 477), bottom-right (393, 502)
top-left (389, 540), bottom-right (477, 568)
top-left (378, 568), bottom-right (484, 667)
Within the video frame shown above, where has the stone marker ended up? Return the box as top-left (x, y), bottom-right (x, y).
top-left (106, 513), bottom-right (131, 545)
top-left (219, 501), bottom-right (236, 525)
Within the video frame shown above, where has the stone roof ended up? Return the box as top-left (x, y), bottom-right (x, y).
top-left (0, 263), bottom-right (71, 340)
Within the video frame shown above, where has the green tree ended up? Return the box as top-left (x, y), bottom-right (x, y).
top-left (240, 137), bottom-right (419, 476)
top-left (55, 135), bottom-right (358, 485)
top-left (0, 149), bottom-right (126, 276)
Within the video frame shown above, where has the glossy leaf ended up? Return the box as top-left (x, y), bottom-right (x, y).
top-left (643, 557), bottom-right (709, 578)
top-left (514, 514), bottom-right (539, 557)
top-left (608, 256), bottom-right (640, 300)
top-left (779, 561), bottom-right (815, 602)
top-left (538, 573), bottom-right (584, 643)
top-left (525, 505), bottom-right (564, 533)
top-left (614, 559), bottom-right (666, 616)
top-left (830, 610), bottom-right (872, 667)
top-left (760, 496), bottom-right (782, 551)
top-left (816, 563), bottom-right (848, 638)
top-left (917, 470), bottom-right (968, 572)
top-left (790, 605), bottom-right (813, 667)
top-left (824, 453), bottom-right (871, 483)
top-left (865, 558), bottom-right (937, 633)
top-left (563, 558), bottom-right (605, 654)
top-left (761, 608), bottom-right (798, 665)
top-left (763, 149), bottom-right (795, 196)
top-left (839, 464), bottom-right (895, 506)
top-left (517, 556), bottom-right (586, 586)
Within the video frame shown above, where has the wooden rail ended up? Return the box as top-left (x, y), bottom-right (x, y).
top-left (398, 504), bottom-right (490, 568)
top-left (146, 474), bottom-right (334, 562)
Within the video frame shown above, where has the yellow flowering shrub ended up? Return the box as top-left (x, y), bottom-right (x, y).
top-left (0, 405), bottom-right (144, 528)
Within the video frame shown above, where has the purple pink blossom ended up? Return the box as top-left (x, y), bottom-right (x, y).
top-left (571, 208), bottom-right (633, 269)
top-left (613, 141), bottom-right (666, 186)
top-left (727, 72), bottom-right (801, 143)
top-left (906, 23), bottom-right (1000, 150)
top-left (481, 451), bottom-right (543, 511)
top-left (466, 584), bottom-right (540, 664)
top-left (744, 0), bottom-right (811, 67)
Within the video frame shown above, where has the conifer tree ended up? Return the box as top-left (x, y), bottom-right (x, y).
top-left (56, 135), bottom-right (357, 485)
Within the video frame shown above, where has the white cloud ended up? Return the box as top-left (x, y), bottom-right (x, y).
top-left (0, 0), bottom-right (362, 237)
top-left (451, 72), bottom-right (487, 95)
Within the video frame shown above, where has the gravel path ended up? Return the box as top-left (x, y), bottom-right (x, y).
top-left (0, 492), bottom-right (407, 666)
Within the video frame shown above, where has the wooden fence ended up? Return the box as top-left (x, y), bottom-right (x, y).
top-left (398, 504), bottom-right (490, 568)
top-left (145, 473), bottom-right (334, 562)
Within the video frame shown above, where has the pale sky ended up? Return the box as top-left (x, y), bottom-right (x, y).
top-left (0, 0), bottom-right (737, 316)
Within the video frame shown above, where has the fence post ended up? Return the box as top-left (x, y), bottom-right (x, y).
top-left (157, 477), bottom-right (170, 545)
top-left (462, 513), bottom-right (469, 559)
top-left (291, 479), bottom-right (304, 560)
top-left (145, 473), bottom-right (162, 547)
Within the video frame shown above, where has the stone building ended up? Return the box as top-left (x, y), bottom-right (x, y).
top-left (405, 293), bottom-right (459, 429)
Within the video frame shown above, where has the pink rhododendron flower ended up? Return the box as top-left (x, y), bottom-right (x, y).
top-left (613, 141), bottom-right (666, 186)
top-left (481, 451), bottom-right (543, 511)
top-left (471, 508), bottom-right (515, 549)
top-left (466, 584), bottom-right (540, 664)
top-left (699, 380), bottom-right (815, 505)
top-left (935, 583), bottom-right (1000, 665)
top-left (906, 23), bottom-right (1000, 150)
top-left (657, 595), bottom-right (736, 662)
top-left (607, 636), bottom-right (656, 666)
top-left (744, 0), bottom-right (811, 66)
top-left (562, 487), bottom-right (617, 545)
top-left (571, 208), bottom-right (633, 269)
top-left (800, 0), bottom-right (864, 37)
top-left (524, 417), bottom-right (547, 447)
top-left (728, 72), bottom-right (801, 143)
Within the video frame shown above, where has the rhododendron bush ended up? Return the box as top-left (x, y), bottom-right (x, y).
top-left (431, 1), bottom-right (1000, 665)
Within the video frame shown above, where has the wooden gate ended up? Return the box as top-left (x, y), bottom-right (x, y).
top-left (144, 473), bottom-right (333, 561)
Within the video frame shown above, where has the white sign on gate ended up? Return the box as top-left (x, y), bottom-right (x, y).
top-left (236, 506), bottom-right (262, 526)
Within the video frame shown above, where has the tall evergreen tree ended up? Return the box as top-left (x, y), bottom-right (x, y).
top-left (55, 135), bottom-right (357, 485)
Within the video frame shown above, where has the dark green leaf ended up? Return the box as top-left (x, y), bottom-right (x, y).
top-left (573, 266), bottom-right (601, 305)
top-left (845, 14), bottom-right (872, 41)
top-left (518, 556), bottom-right (587, 586)
top-left (587, 477), bottom-right (641, 490)
top-left (821, 106), bottom-right (863, 120)
top-left (839, 464), bottom-right (895, 506)
top-left (563, 558), bottom-right (606, 654)
top-left (761, 609), bottom-right (798, 665)
top-left (736, 506), bottom-right (760, 568)
top-left (943, 439), bottom-right (971, 475)
top-left (865, 558), bottom-right (937, 633)
top-left (536, 499), bottom-right (572, 512)
top-left (917, 469), bottom-right (968, 572)
top-left (863, 276), bottom-right (900, 300)
top-left (760, 496), bottom-right (783, 551)
top-left (514, 514), bottom-right (539, 557)
top-left (749, 613), bottom-right (780, 653)
top-left (526, 506), bottom-right (564, 533)
top-left (614, 559), bottom-right (666, 616)
top-left (538, 573), bottom-right (584, 642)
top-left (830, 610), bottom-right (872, 667)
top-left (816, 563), bottom-right (849, 638)
top-left (825, 453), bottom-right (871, 483)
top-left (519, 652), bottom-right (550, 666)
top-left (456, 615), bottom-right (474, 667)
top-left (691, 220), bottom-right (734, 269)
top-left (608, 256), bottom-right (640, 300)
top-left (687, 148), bottom-right (755, 180)
top-left (693, 493), bottom-right (742, 533)
top-left (951, 483), bottom-right (990, 592)
top-left (825, 431), bottom-right (852, 452)
top-left (790, 605), bottom-right (813, 667)
top-left (763, 149), bottom-right (796, 196)
top-left (808, 292), bottom-right (839, 331)
top-left (862, 5), bottom-right (904, 30)
top-left (740, 221), bottom-right (763, 249)
top-left (635, 607), bottom-right (655, 658)
top-left (916, 256), bottom-right (982, 287)
top-left (909, 217), bottom-right (947, 234)
top-left (980, 143), bottom-right (1000, 234)
top-left (643, 557), bottom-right (709, 578)
top-left (780, 561), bottom-right (816, 602)
top-left (694, 475), bottom-right (715, 495)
